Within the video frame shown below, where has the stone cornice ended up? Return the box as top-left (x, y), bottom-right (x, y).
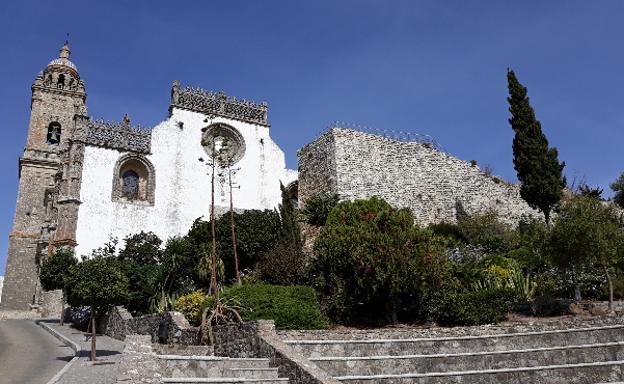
top-left (19, 156), bottom-right (60, 177)
top-left (32, 84), bottom-right (86, 99)
top-left (56, 197), bottom-right (82, 205)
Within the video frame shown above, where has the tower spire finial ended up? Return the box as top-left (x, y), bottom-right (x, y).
top-left (59, 36), bottom-right (70, 59)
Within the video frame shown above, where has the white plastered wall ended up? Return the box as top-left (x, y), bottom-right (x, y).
top-left (74, 108), bottom-right (296, 257)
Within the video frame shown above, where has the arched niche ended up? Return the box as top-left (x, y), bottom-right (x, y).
top-left (111, 154), bottom-right (155, 205)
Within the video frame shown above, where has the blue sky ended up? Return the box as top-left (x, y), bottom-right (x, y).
top-left (1, 1), bottom-right (623, 275)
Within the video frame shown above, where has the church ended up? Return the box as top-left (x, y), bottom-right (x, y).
top-left (1, 43), bottom-right (296, 310)
top-left (1, 43), bottom-right (539, 311)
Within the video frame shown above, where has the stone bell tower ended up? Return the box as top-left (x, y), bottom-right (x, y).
top-left (1, 42), bottom-right (87, 310)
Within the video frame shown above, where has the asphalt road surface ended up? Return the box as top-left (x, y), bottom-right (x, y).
top-left (0, 320), bottom-right (73, 384)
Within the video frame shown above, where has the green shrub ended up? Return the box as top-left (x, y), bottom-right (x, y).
top-left (187, 210), bottom-right (282, 283)
top-left (39, 249), bottom-right (77, 291)
top-left (312, 197), bottom-right (448, 324)
top-left (64, 256), bottom-right (129, 311)
top-left (221, 284), bottom-right (327, 330)
top-left (256, 242), bottom-right (306, 286)
top-left (118, 231), bottom-right (163, 264)
top-left (458, 211), bottom-right (518, 253)
top-left (547, 196), bottom-right (624, 304)
top-left (118, 260), bottom-right (161, 315)
top-left (534, 272), bottom-right (557, 297)
top-left (530, 295), bottom-right (570, 317)
top-left (428, 222), bottom-right (466, 243)
top-left (430, 288), bottom-right (516, 326)
top-left (175, 290), bottom-right (207, 325)
top-left (302, 193), bottom-right (339, 226)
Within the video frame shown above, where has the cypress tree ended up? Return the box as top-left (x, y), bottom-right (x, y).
top-left (610, 172), bottom-right (624, 209)
top-left (507, 69), bottom-right (565, 224)
top-left (278, 182), bottom-right (302, 249)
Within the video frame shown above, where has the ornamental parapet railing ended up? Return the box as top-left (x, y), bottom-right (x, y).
top-left (170, 82), bottom-right (269, 126)
top-left (85, 119), bottom-right (151, 154)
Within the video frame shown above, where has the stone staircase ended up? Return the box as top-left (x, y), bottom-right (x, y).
top-left (158, 355), bottom-right (289, 384)
top-left (282, 323), bottom-right (624, 384)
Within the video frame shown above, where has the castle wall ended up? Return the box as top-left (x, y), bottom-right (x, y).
top-left (297, 131), bottom-right (337, 203)
top-left (74, 108), bottom-right (295, 256)
top-left (298, 128), bottom-right (538, 226)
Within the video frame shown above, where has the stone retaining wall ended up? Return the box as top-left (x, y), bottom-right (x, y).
top-left (298, 128), bottom-right (540, 225)
top-left (103, 306), bottom-right (200, 345)
top-left (40, 289), bottom-right (63, 319)
top-left (213, 320), bottom-right (340, 384)
top-left (278, 314), bottom-right (624, 340)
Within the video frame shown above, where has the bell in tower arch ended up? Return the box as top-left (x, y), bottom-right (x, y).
top-left (47, 122), bottom-right (62, 145)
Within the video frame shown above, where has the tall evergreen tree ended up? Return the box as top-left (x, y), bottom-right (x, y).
top-left (507, 69), bottom-right (566, 224)
top-left (610, 172), bottom-right (624, 209)
top-left (278, 182), bottom-right (302, 249)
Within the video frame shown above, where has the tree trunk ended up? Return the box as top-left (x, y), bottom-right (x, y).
top-left (385, 298), bottom-right (399, 325)
top-left (229, 169), bottom-right (241, 286)
top-left (573, 266), bottom-right (582, 301)
top-left (544, 209), bottom-right (550, 226)
top-left (604, 265), bottom-right (614, 313)
top-left (90, 306), bottom-right (97, 361)
top-left (209, 153), bottom-right (218, 300)
top-left (59, 292), bottom-right (65, 326)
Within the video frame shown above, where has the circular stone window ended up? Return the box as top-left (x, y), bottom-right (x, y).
top-left (201, 123), bottom-right (246, 166)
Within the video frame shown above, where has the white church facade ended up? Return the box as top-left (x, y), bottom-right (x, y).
top-left (76, 88), bottom-right (297, 256)
top-left (1, 43), bottom-right (296, 309)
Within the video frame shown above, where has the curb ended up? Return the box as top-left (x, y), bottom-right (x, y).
top-left (36, 319), bottom-right (82, 384)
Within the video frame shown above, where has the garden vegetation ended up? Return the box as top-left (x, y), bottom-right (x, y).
top-left (40, 70), bottom-right (624, 332)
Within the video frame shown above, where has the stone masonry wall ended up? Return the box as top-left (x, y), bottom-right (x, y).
top-left (299, 128), bottom-right (539, 225)
top-left (40, 289), bottom-right (63, 318)
top-left (213, 320), bottom-right (340, 384)
top-left (102, 306), bottom-right (200, 345)
top-left (297, 131), bottom-right (337, 205)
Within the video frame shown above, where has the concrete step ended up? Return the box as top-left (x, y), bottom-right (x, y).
top-left (159, 356), bottom-right (271, 378)
top-left (334, 360), bottom-right (624, 384)
top-left (312, 341), bottom-right (624, 376)
top-left (161, 379), bottom-right (289, 384)
top-left (227, 368), bottom-right (279, 380)
top-left (285, 324), bottom-right (624, 357)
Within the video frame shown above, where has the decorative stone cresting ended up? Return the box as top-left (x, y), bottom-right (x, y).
top-left (171, 81), bottom-right (269, 127)
top-left (85, 119), bottom-right (151, 154)
top-left (298, 128), bottom-right (540, 225)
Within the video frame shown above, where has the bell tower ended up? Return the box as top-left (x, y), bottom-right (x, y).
top-left (1, 42), bottom-right (87, 310)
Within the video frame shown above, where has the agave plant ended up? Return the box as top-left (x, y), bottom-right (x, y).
top-left (471, 268), bottom-right (536, 301)
top-left (200, 296), bottom-right (246, 345)
top-left (148, 292), bottom-right (178, 314)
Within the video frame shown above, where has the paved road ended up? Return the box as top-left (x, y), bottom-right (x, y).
top-left (0, 320), bottom-right (73, 384)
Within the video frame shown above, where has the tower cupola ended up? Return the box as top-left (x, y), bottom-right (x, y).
top-left (46, 41), bottom-right (79, 75)
top-left (27, 42), bottom-right (87, 149)
top-left (34, 42), bottom-right (84, 94)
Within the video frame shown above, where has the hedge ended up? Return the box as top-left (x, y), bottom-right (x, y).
top-left (178, 284), bottom-right (328, 329)
top-left (222, 284), bottom-right (327, 330)
top-left (430, 288), bottom-right (516, 326)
